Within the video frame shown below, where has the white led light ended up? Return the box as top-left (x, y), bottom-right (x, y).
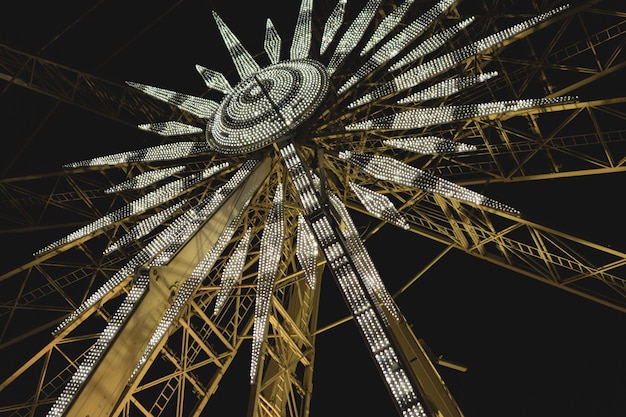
top-left (360, 0), bottom-right (415, 56)
top-left (138, 121), bottom-right (203, 137)
top-left (296, 214), bottom-right (319, 289)
top-left (104, 165), bottom-right (185, 194)
top-left (339, 151), bottom-right (519, 214)
top-left (195, 65), bottom-right (233, 94)
top-left (213, 228), bottom-right (252, 315)
top-left (320, 0), bottom-right (346, 55)
top-left (384, 136), bottom-right (477, 154)
top-left (250, 184), bottom-right (285, 383)
top-left (127, 81), bottom-right (219, 119)
top-left (213, 11), bottom-right (261, 80)
top-left (398, 72), bottom-right (498, 104)
top-left (264, 19), bottom-right (282, 65)
top-left (290, 0), bottom-right (313, 60)
top-left (349, 182), bottom-right (409, 230)
top-left (63, 142), bottom-right (212, 167)
top-left (326, 0), bottom-right (381, 75)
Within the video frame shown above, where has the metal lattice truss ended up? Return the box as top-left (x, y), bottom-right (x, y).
top-left (0, 0), bottom-right (625, 416)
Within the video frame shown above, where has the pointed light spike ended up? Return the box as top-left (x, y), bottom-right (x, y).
top-left (398, 71), bottom-right (498, 104)
top-left (195, 65), bottom-right (233, 94)
top-left (320, 0), bottom-right (347, 55)
top-left (46, 269), bottom-right (151, 417)
top-left (347, 96), bottom-right (575, 131)
top-left (138, 121), bottom-right (203, 137)
top-left (63, 142), bottom-right (212, 167)
top-left (264, 19), bottom-right (282, 64)
top-left (351, 5), bottom-right (568, 108)
top-left (53, 161), bottom-right (257, 335)
top-left (212, 11), bottom-right (261, 80)
top-left (296, 215), bottom-right (319, 289)
top-left (326, 0), bottom-right (381, 75)
top-left (290, 0), bottom-right (313, 60)
top-left (338, 0), bottom-right (455, 95)
top-left (104, 200), bottom-right (187, 255)
top-left (104, 166), bottom-right (186, 194)
top-left (360, 0), bottom-right (415, 56)
top-left (384, 136), bottom-right (477, 154)
top-left (389, 17), bottom-right (475, 71)
top-left (213, 228), bottom-right (252, 316)
top-left (349, 182), bottom-right (409, 230)
top-left (339, 151), bottom-right (519, 214)
top-left (37, 162), bottom-right (229, 257)
top-left (130, 198), bottom-right (252, 384)
top-left (251, 184), bottom-right (285, 383)
top-left (327, 193), bottom-right (400, 322)
top-left (126, 81), bottom-right (218, 119)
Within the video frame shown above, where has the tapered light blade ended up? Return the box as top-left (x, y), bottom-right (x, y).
top-left (264, 19), bottom-right (281, 64)
top-left (104, 166), bottom-right (185, 194)
top-left (195, 65), bottom-right (233, 94)
top-left (290, 0), bottom-right (313, 60)
top-left (212, 11), bottom-right (260, 80)
top-left (213, 228), bottom-right (252, 315)
top-left (296, 215), bottom-right (319, 289)
top-left (138, 121), bottom-right (203, 137)
top-left (384, 136), bottom-right (476, 154)
top-left (320, 0), bottom-right (346, 55)
top-left (127, 81), bottom-right (218, 118)
top-left (349, 182), bottom-right (409, 230)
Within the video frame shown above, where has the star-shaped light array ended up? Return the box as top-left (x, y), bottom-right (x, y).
top-left (41, 1), bottom-right (574, 416)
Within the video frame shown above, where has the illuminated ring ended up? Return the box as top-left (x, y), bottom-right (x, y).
top-left (208, 59), bottom-right (329, 154)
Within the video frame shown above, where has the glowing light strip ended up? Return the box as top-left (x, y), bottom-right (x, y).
top-left (37, 163), bottom-right (228, 256)
top-left (212, 11), bottom-right (260, 80)
top-left (296, 214), bottom-right (318, 289)
top-left (138, 121), bottom-right (203, 137)
top-left (320, 0), bottom-right (346, 55)
top-left (384, 136), bottom-right (476, 154)
top-left (398, 71), bottom-right (498, 104)
top-left (389, 17), bottom-right (475, 72)
top-left (250, 184), bottom-right (285, 383)
top-left (63, 142), bottom-right (212, 167)
top-left (126, 82), bottom-right (219, 119)
top-left (339, 151), bottom-right (519, 214)
top-left (264, 19), bottom-right (281, 65)
top-left (348, 96), bottom-right (575, 130)
top-left (104, 200), bottom-right (186, 255)
top-left (53, 162), bottom-right (259, 334)
top-left (326, 0), bottom-right (381, 75)
top-left (46, 269), bottom-right (151, 417)
top-left (351, 6), bottom-right (568, 108)
top-left (360, 0), bottom-right (415, 56)
top-left (213, 228), bottom-right (252, 316)
top-left (104, 166), bottom-right (185, 194)
top-left (328, 193), bottom-right (400, 322)
top-left (290, 0), bottom-right (313, 60)
top-left (195, 65), bottom-right (233, 94)
top-left (280, 143), bottom-right (321, 213)
top-left (349, 182), bottom-right (409, 230)
top-left (338, 0), bottom-right (454, 94)
top-left (281, 144), bottom-right (427, 416)
top-left (130, 203), bottom-right (251, 383)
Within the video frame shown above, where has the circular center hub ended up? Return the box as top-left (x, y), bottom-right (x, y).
top-left (209, 59), bottom-right (329, 155)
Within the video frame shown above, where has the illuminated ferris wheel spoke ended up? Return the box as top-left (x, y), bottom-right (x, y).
top-left (290, 0), bottom-right (313, 60)
top-left (296, 214), bottom-right (319, 289)
top-left (360, 0), bottom-right (415, 56)
top-left (383, 136), bottom-right (477, 155)
top-left (349, 181), bottom-right (410, 230)
top-left (326, 0), bottom-right (381, 75)
top-left (250, 184), bottom-right (285, 383)
top-left (137, 120), bottom-right (204, 136)
top-left (195, 65), bottom-right (233, 94)
top-left (389, 17), bottom-right (476, 72)
top-left (264, 18), bottom-right (282, 65)
top-left (320, 0), bottom-right (346, 55)
top-left (212, 11), bottom-right (260, 80)
top-left (337, 0), bottom-right (455, 95)
top-left (398, 71), bottom-right (499, 104)
top-left (350, 5), bottom-right (569, 108)
top-left (126, 81), bottom-right (219, 118)
top-left (104, 200), bottom-right (186, 255)
top-left (104, 165), bottom-right (185, 194)
top-left (62, 141), bottom-right (213, 167)
top-left (213, 227), bottom-right (252, 316)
